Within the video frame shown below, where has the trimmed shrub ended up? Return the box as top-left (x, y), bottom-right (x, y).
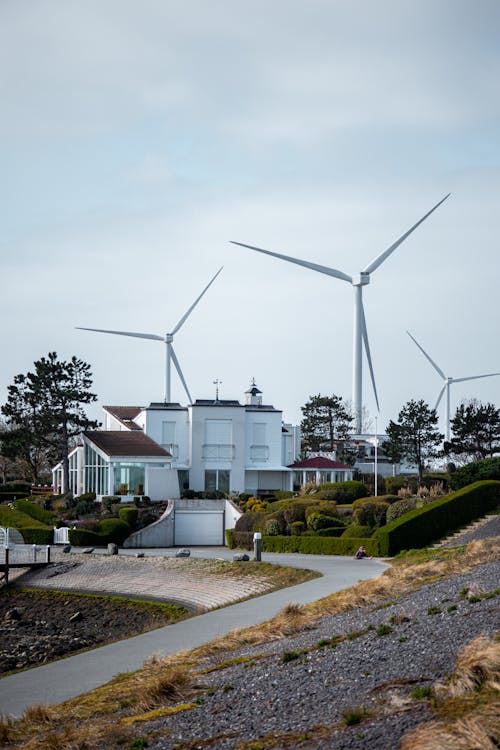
top-left (448, 458), bottom-right (500, 490)
top-left (230, 531), bottom-right (254, 549)
top-left (0, 505), bottom-right (48, 529)
top-left (315, 526), bottom-right (346, 537)
top-left (101, 496), bottom-right (120, 513)
top-left (19, 527), bottom-right (53, 544)
top-left (69, 528), bottom-right (105, 547)
top-left (306, 512), bottom-right (341, 531)
top-left (386, 498), bottom-right (417, 524)
top-left (0, 491), bottom-right (30, 503)
top-left (234, 511), bottom-right (266, 533)
top-left (269, 490), bottom-right (295, 501)
top-left (75, 497), bottom-right (98, 517)
top-left (77, 492), bottom-right (97, 502)
top-left (119, 506), bottom-right (139, 529)
top-left (265, 517), bottom-right (283, 536)
top-left (341, 524), bottom-right (373, 538)
top-left (290, 521), bottom-right (305, 536)
top-left (315, 481), bottom-right (368, 502)
top-left (262, 535), bottom-right (379, 556)
top-left (376, 480), bottom-right (500, 556)
top-left (353, 501), bottom-right (390, 528)
top-left (15, 499), bottom-right (55, 525)
top-left (225, 528), bottom-right (234, 547)
top-left (283, 501), bottom-right (311, 525)
top-left (304, 502), bottom-right (338, 520)
top-left (98, 518), bottom-right (130, 545)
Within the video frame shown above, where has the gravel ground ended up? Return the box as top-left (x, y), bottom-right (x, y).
top-left (120, 557), bottom-right (500, 750)
top-left (446, 514), bottom-right (500, 547)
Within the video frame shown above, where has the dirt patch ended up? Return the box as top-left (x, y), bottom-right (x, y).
top-left (0, 588), bottom-right (187, 674)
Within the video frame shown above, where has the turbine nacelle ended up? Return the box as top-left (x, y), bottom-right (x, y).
top-left (352, 273), bottom-right (370, 287)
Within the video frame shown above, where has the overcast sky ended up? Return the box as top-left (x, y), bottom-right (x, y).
top-left (1, 0), bottom-right (499, 435)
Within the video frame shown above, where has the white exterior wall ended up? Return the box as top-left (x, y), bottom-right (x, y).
top-left (189, 404), bottom-right (246, 493)
top-left (244, 409), bottom-right (282, 468)
top-left (282, 423), bottom-right (301, 465)
top-left (139, 406), bottom-right (190, 467)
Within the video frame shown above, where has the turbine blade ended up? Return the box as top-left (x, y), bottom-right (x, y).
top-left (360, 302), bottom-right (380, 412)
top-left (435, 384), bottom-right (446, 410)
top-left (75, 326), bottom-right (163, 342)
top-left (230, 241), bottom-right (352, 283)
top-left (170, 346), bottom-right (193, 403)
top-left (406, 331), bottom-right (447, 380)
top-left (451, 372), bottom-right (500, 384)
top-left (363, 194), bottom-right (450, 274)
top-left (171, 267), bottom-right (223, 335)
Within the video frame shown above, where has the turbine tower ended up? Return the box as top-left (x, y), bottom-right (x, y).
top-left (76, 267), bottom-right (223, 404)
top-left (407, 330), bottom-right (500, 441)
top-left (232, 195), bottom-right (450, 433)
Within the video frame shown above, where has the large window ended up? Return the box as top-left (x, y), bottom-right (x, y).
top-left (205, 469), bottom-right (230, 494)
top-left (112, 462), bottom-right (145, 495)
top-left (203, 419), bottom-right (234, 460)
top-left (84, 444), bottom-right (109, 495)
top-left (250, 422), bottom-right (269, 462)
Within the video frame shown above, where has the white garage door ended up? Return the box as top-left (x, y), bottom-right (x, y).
top-left (174, 511), bottom-right (224, 546)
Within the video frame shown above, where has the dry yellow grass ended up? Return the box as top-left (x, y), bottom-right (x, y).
top-left (2, 538), bottom-right (498, 750)
top-left (401, 634), bottom-right (500, 750)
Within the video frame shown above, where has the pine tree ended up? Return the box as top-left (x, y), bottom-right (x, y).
top-left (1, 353), bottom-right (100, 493)
top-left (384, 399), bottom-right (443, 482)
top-left (300, 394), bottom-right (353, 453)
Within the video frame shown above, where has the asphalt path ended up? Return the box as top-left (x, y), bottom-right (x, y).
top-left (0, 548), bottom-right (388, 718)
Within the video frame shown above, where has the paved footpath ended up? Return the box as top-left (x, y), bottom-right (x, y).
top-left (0, 548), bottom-right (388, 718)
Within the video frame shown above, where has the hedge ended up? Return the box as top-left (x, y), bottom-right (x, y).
top-left (119, 507), bottom-right (139, 529)
top-left (17, 527), bottom-right (53, 544)
top-left (15, 499), bottom-right (55, 525)
top-left (227, 530), bottom-right (379, 556)
top-left (0, 491), bottom-right (30, 503)
top-left (69, 528), bottom-right (106, 547)
top-left (98, 518), bottom-right (130, 545)
top-left (315, 481), bottom-right (368, 502)
top-left (375, 480), bottom-right (500, 556)
top-left (0, 506), bottom-right (48, 529)
top-left (449, 458), bottom-right (500, 490)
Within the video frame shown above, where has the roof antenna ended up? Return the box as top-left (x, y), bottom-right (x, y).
top-left (213, 377), bottom-right (222, 402)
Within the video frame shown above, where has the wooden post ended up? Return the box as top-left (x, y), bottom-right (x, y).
top-left (46, 545), bottom-right (51, 564)
top-left (5, 547), bottom-right (9, 585)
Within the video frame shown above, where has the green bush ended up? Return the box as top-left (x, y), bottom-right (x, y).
top-left (315, 481), bottom-right (367, 502)
top-left (101, 496), bottom-right (120, 513)
top-left (386, 498), bottom-right (417, 523)
top-left (448, 458), bottom-right (500, 490)
top-left (19, 527), bottom-right (53, 544)
top-left (290, 521), bottom-right (305, 536)
top-left (234, 511), bottom-right (266, 533)
top-left (119, 506), bottom-right (139, 529)
top-left (262, 534), bottom-right (379, 556)
top-left (230, 531), bottom-right (254, 549)
top-left (15, 499), bottom-right (55, 525)
top-left (315, 526), bottom-right (346, 537)
top-left (375, 480), bottom-right (500, 556)
top-left (306, 512), bottom-right (341, 531)
top-left (69, 528), bottom-right (105, 547)
top-left (77, 492), bottom-right (97, 502)
top-left (283, 501), bottom-right (312, 525)
top-left (75, 497), bottom-right (98, 517)
top-left (225, 528), bottom-right (234, 547)
top-left (265, 517), bottom-right (284, 536)
top-left (304, 502), bottom-right (338, 520)
top-left (353, 501), bottom-right (390, 528)
top-left (269, 490), bottom-right (295, 501)
top-left (341, 524), bottom-right (373, 538)
top-left (98, 518), bottom-right (131, 545)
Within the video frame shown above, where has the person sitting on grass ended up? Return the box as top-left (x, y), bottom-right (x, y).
top-left (354, 545), bottom-right (372, 560)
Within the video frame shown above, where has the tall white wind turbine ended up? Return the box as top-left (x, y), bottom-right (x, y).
top-left (232, 195), bottom-right (450, 433)
top-left (407, 330), bottom-right (500, 441)
top-left (76, 267), bottom-right (223, 404)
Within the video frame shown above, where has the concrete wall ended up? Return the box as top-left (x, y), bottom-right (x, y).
top-left (123, 501), bottom-right (175, 548)
top-left (147, 465), bottom-right (180, 500)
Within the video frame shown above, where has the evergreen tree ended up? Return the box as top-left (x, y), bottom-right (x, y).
top-left (384, 399), bottom-right (443, 481)
top-left (445, 399), bottom-right (500, 461)
top-left (1, 353), bottom-right (99, 493)
top-left (300, 394), bottom-right (353, 453)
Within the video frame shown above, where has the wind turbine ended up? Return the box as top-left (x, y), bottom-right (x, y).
top-left (231, 195), bottom-right (450, 433)
top-left (76, 267), bottom-right (223, 404)
top-left (407, 330), bottom-right (500, 441)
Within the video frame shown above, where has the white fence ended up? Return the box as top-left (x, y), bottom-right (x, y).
top-left (0, 544), bottom-right (50, 565)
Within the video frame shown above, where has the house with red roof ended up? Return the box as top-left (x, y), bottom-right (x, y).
top-left (288, 456), bottom-right (354, 490)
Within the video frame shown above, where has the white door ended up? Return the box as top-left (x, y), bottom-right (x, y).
top-left (174, 510), bottom-right (224, 546)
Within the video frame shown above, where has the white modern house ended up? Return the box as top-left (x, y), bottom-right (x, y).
top-left (52, 382), bottom-right (300, 501)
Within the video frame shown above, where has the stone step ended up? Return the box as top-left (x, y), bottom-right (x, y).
top-left (431, 514), bottom-right (494, 549)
